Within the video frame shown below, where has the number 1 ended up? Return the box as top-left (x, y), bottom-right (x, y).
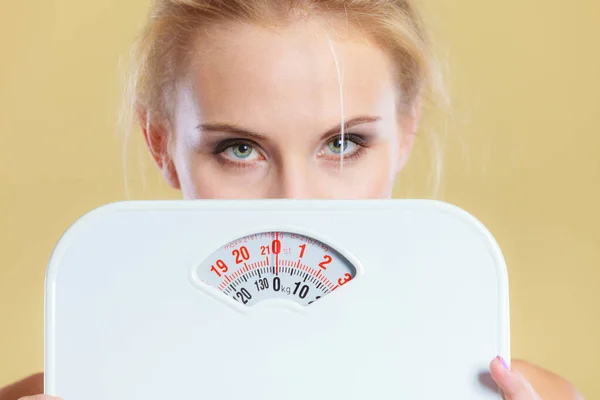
top-left (299, 244), bottom-right (306, 258)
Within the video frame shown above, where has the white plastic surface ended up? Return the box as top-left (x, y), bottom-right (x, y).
top-left (45, 199), bottom-right (509, 399)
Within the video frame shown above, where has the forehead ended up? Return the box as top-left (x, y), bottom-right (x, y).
top-left (185, 19), bottom-right (397, 132)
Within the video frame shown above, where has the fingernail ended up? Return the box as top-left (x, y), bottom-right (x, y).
top-left (497, 355), bottom-right (510, 370)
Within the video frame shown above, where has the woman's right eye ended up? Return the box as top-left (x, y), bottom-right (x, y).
top-left (220, 142), bottom-right (261, 162)
top-left (230, 143), bottom-right (253, 158)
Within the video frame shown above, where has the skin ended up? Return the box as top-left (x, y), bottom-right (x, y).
top-left (145, 19), bottom-right (415, 199)
top-left (0, 18), bottom-right (584, 400)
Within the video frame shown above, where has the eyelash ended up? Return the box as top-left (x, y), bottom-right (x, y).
top-left (212, 134), bottom-right (370, 169)
top-left (212, 139), bottom-right (263, 169)
top-left (322, 134), bottom-right (369, 163)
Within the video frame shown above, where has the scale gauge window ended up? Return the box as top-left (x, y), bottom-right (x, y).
top-left (195, 231), bottom-right (357, 306)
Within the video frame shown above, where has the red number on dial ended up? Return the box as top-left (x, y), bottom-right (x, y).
top-left (210, 259), bottom-right (229, 277)
top-left (299, 244), bottom-right (307, 258)
top-left (232, 246), bottom-right (250, 264)
top-left (272, 239), bottom-right (281, 254)
top-left (338, 273), bottom-right (352, 286)
top-left (318, 255), bottom-right (332, 270)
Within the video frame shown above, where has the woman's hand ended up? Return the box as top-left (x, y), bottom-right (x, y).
top-left (491, 356), bottom-right (541, 399)
top-left (0, 374), bottom-right (60, 400)
top-left (0, 374), bottom-right (47, 400)
top-left (16, 397), bottom-right (61, 400)
top-left (491, 356), bottom-right (586, 399)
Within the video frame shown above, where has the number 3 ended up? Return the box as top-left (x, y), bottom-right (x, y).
top-left (338, 273), bottom-right (352, 286)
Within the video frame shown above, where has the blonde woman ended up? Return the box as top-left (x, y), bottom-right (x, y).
top-left (1, 1), bottom-right (584, 399)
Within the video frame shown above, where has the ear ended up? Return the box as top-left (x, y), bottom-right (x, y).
top-left (396, 97), bottom-right (422, 173)
top-left (137, 108), bottom-right (181, 189)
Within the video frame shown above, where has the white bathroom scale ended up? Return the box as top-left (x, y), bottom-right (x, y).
top-left (44, 199), bottom-right (509, 399)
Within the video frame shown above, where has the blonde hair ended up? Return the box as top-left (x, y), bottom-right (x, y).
top-left (121, 0), bottom-right (448, 196)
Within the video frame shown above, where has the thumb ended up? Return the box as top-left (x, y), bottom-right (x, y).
top-left (490, 356), bottom-right (541, 400)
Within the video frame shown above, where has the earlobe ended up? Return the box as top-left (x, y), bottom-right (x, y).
top-left (159, 154), bottom-right (181, 190)
top-left (137, 108), bottom-right (181, 190)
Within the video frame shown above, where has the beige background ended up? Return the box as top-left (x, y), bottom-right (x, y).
top-left (1, 0), bottom-right (598, 397)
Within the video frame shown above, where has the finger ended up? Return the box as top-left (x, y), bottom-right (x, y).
top-left (490, 356), bottom-right (541, 400)
top-left (18, 396), bottom-right (62, 400)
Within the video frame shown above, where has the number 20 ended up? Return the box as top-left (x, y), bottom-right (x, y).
top-left (232, 246), bottom-right (250, 264)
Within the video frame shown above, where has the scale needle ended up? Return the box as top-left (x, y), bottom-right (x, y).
top-left (275, 232), bottom-right (279, 275)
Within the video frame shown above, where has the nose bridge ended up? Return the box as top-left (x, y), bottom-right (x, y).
top-left (273, 155), bottom-right (312, 199)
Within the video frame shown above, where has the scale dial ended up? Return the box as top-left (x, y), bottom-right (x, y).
top-left (195, 231), bottom-right (357, 306)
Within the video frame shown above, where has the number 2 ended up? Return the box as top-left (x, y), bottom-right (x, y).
top-left (318, 255), bottom-right (332, 270)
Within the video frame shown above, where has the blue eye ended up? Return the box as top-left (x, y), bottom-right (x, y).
top-left (232, 143), bottom-right (253, 159)
top-left (327, 138), bottom-right (346, 154)
top-left (327, 138), bottom-right (357, 154)
top-left (220, 142), bottom-right (261, 163)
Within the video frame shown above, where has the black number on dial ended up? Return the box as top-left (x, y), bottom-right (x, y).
top-left (235, 288), bottom-right (252, 304)
top-left (293, 281), bottom-right (310, 299)
top-left (273, 277), bottom-right (281, 292)
top-left (254, 278), bottom-right (269, 291)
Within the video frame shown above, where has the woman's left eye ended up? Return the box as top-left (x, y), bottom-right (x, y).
top-left (325, 137), bottom-right (358, 155)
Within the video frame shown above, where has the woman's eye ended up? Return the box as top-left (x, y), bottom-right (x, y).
top-left (223, 143), bottom-right (258, 161)
top-left (326, 138), bottom-right (357, 155)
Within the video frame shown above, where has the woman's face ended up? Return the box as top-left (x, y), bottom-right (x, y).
top-left (145, 19), bottom-right (419, 199)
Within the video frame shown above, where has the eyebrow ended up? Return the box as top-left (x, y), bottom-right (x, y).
top-left (197, 115), bottom-right (381, 140)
